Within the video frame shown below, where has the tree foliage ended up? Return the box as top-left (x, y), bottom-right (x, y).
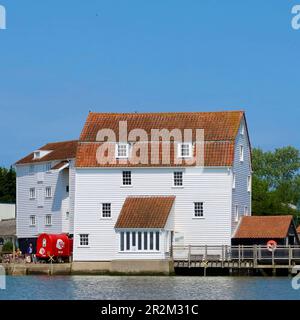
top-left (0, 167), bottom-right (16, 203)
top-left (252, 146), bottom-right (300, 216)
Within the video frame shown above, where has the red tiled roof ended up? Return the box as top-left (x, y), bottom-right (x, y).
top-left (76, 141), bottom-right (234, 167)
top-left (80, 111), bottom-right (244, 142)
top-left (233, 215), bottom-right (294, 239)
top-left (76, 111), bottom-right (243, 167)
top-left (115, 196), bottom-right (175, 229)
top-left (16, 140), bottom-right (78, 165)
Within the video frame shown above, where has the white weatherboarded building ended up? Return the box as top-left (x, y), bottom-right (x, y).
top-left (15, 111), bottom-right (251, 270)
top-left (15, 141), bottom-right (77, 253)
top-left (73, 111), bottom-right (252, 264)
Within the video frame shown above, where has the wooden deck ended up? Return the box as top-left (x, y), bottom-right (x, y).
top-left (172, 245), bottom-right (300, 273)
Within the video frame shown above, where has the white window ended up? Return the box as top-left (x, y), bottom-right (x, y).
top-left (232, 173), bottom-right (236, 189)
top-left (244, 206), bottom-right (249, 216)
top-left (241, 123), bottom-right (245, 135)
top-left (178, 143), bottom-right (192, 158)
top-left (45, 187), bottom-right (52, 198)
top-left (79, 234), bottom-right (89, 246)
top-left (194, 202), bottom-right (204, 218)
top-left (45, 163), bottom-right (52, 172)
top-left (33, 151), bottom-right (41, 159)
top-left (173, 171), bottom-right (183, 186)
top-left (120, 231), bottom-right (160, 252)
top-left (29, 165), bottom-right (34, 174)
top-left (45, 215), bottom-right (52, 226)
top-left (240, 145), bottom-right (244, 162)
top-left (29, 188), bottom-right (36, 199)
top-left (235, 205), bottom-right (239, 222)
top-left (122, 171), bottom-right (132, 185)
top-left (102, 203), bottom-right (111, 218)
top-left (116, 143), bottom-right (129, 158)
top-left (247, 175), bottom-right (252, 192)
top-left (66, 212), bottom-right (70, 220)
top-left (29, 215), bottom-right (36, 226)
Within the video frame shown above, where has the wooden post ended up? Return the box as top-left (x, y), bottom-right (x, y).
top-left (289, 245), bottom-right (292, 269)
top-left (221, 245), bottom-right (224, 268)
top-left (238, 245), bottom-right (241, 268)
top-left (272, 247), bottom-right (275, 267)
top-left (253, 245), bottom-right (257, 268)
top-left (188, 245), bottom-right (191, 268)
top-left (241, 245), bottom-right (244, 261)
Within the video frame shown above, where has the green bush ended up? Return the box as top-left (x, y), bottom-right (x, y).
top-left (2, 241), bottom-right (13, 253)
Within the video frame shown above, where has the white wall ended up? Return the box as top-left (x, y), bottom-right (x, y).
top-left (0, 203), bottom-right (15, 221)
top-left (73, 167), bottom-right (232, 261)
top-left (231, 116), bottom-right (252, 233)
top-left (16, 161), bottom-right (72, 238)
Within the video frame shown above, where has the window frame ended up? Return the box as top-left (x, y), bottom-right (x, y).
top-left (45, 186), bottom-right (52, 198)
top-left (235, 205), bottom-right (239, 222)
top-left (29, 187), bottom-right (36, 199)
top-left (241, 123), bottom-right (245, 135)
top-left (240, 145), bottom-right (244, 162)
top-left (244, 206), bottom-right (249, 216)
top-left (193, 202), bottom-right (204, 218)
top-left (232, 173), bottom-right (236, 189)
top-left (45, 162), bottom-right (52, 172)
top-left (116, 143), bottom-right (129, 159)
top-left (101, 203), bottom-right (112, 219)
top-left (247, 175), bottom-right (252, 192)
top-left (29, 215), bottom-right (36, 227)
top-left (45, 214), bottom-right (52, 226)
top-left (173, 171), bottom-right (183, 187)
top-left (119, 230), bottom-right (160, 252)
top-left (122, 170), bottom-right (132, 186)
top-left (177, 142), bottom-right (192, 158)
top-left (79, 234), bottom-right (89, 247)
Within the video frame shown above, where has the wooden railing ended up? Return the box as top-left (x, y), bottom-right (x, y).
top-left (173, 245), bottom-right (300, 266)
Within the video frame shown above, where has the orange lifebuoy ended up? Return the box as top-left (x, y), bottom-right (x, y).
top-left (267, 240), bottom-right (277, 252)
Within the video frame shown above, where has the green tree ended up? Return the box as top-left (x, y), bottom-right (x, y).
top-left (252, 146), bottom-right (300, 216)
top-left (0, 166), bottom-right (16, 203)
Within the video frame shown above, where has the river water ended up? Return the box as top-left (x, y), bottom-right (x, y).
top-left (0, 276), bottom-right (300, 300)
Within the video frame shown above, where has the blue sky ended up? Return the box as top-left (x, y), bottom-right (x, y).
top-left (0, 1), bottom-right (300, 167)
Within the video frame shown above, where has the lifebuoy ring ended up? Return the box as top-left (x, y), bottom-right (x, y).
top-left (267, 240), bottom-right (277, 252)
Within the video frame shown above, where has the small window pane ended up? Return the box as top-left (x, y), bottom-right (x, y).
top-left (102, 203), bottom-right (111, 218)
top-left (150, 232), bottom-right (154, 250)
top-left (132, 232), bottom-right (136, 247)
top-left (156, 232), bottom-right (160, 251)
top-left (120, 232), bottom-right (124, 251)
top-left (80, 234), bottom-right (89, 246)
top-left (117, 144), bottom-right (129, 158)
top-left (138, 232), bottom-right (142, 250)
top-left (144, 232), bottom-right (148, 250)
top-left (126, 232), bottom-right (130, 250)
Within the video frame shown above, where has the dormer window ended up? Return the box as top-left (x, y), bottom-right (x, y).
top-left (178, 143), bottom-right (192, 158)
top-left (33, 151), bottom-right (41, 159)
top-left (116, 143), bottom-right (129, 159)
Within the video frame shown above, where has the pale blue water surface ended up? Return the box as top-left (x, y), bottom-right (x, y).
top-left (0, 276), bottom-right (299, 300)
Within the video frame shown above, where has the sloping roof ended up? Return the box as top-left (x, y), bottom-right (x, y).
top-left (76, 111), bottom-right (244, 168)
top-left (16, 140), bottom-right (78, 165)
top-left (51, 160), bottom-right (69, 170)
top-left (76, 141), bottom-right (234, 167)
top-left (0, 219), bottom-right (16, 236)
top-left (115, 196), bottom-right (175, 229)
top-left (233, 215), bottom-right (294, 239)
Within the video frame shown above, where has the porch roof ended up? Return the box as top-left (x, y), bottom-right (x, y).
top-left (115, 196), bottom-right (175, 229)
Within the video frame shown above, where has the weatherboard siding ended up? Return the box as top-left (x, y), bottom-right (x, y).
top-left (231, 117), bottom-right (252, 234)
top-left (16, 162), bottom-right (71, 238)
top-left (73, 167), bottom-right (232, 262)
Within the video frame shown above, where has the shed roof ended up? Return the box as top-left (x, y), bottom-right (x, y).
top-left (233, 215), bottom-right (294, 239)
